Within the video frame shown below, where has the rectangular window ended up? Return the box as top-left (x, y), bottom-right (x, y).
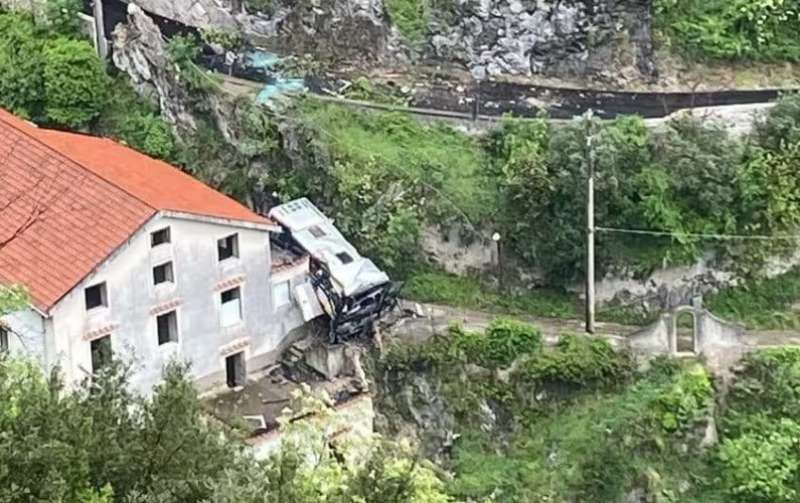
top-left (273, 281), bottom-right (291, 308)
top-left (0, 327), bottom-right (8, 352)
top-left (225, 352), bottom-right (246, 388)
top-left (90, 335), bottom-right (112, 373)
top-left (84, 282), bottom-right (108, 311)
top-left (156, 310), bottom-right (178, 345)
top-left (153, 261), bottom-right (174, 285)
top-left (151, 227), bottom-right (171, 247)
top-left (336, 252), bottom-right (354, 265)
top-left (220, 287), bottom-right (242, 327)
top-left (217, 234), bottom-right (239, 261)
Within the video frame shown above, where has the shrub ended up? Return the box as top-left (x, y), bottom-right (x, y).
top-left (650, 363), bottom-right (713, 432)
top-left (0, 13), bottom-right (46, 120)
top-left (43, 38), bottom-right (109, 128)
top-left (0, 14), bottom-right (109, 129)
top-left (456, 319), bottom-right (543, 368)
top-left (43, 0), bottom-right (84, 37)
top-left (753, 93), bottom-right (800, 151)
top-left (514, 333), bottom-right (634, 388)
top-left (723, 347), bottom-right (800, 435)
top-left (719, 419), bottom-right (800, 503)
top-left (656, 0), bottom-right (800, 61)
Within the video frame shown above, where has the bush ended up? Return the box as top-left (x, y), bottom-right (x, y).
top-left (651, 363), bottom-right (713, 432)
top-left (656, 0), bottom-right (800, 61)
top-left (0, 13), bottom-right (46, 120)
top-left (514, 333), bottom-right (634, 388)
top-left (0, 14), bottom-right (109, 129)
top-left (723, 347), bottom-right (800, 435)
top-left (43, 38), bottom-right (108, 128)
top-left (43, 0), bottom-right (84, 37)
top-left (753, 94), bottom-right (800, 151)
top-left (719, 419), bottom-right (800, 502)
top-left (457, 319), bottom-right (543, 368)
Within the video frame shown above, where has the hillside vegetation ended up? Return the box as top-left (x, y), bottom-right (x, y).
top-left (379, 321), bottom-right (800, 502)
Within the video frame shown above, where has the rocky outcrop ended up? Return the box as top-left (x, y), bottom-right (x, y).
top-left (426, 0), bottom-right (656, 82)
top-left (112, 3), bottom-right (198, 130)
top-left (124, 0), bottom-right (390, 64)
top-left (120, 0), bottom-right (655, 82)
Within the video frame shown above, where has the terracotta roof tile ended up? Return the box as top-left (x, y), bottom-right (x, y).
top-left (0, 108), bottom-right (272, 312)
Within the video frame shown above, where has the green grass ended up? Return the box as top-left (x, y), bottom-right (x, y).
top-left (403, 270), bottom-right (653, 325)
top-left (300, 100), bottom-right (494, 223)
top-left (706, 268), bottom-right (800, 330)
top-left (403, 270), bottom-right (579, 319)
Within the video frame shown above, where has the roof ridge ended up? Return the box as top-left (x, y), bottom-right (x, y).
top-left (0, 113), bottom-right (158, 214)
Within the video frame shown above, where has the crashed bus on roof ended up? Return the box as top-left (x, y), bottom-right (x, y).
top-left (269, 198), bottom-right (400, 343)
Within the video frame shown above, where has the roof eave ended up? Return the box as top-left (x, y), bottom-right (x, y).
top-left (162, 210), bottom-right (281, 232)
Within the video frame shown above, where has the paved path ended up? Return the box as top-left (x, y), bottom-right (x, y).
top-left (388, 300), bottom-right (800, 349)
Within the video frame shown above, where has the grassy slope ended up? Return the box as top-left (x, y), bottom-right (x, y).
top-left (301, 101), bottom-right (494, 223)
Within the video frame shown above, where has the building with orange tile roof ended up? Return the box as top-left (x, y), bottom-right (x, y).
top-left (0, 108), bottom-right (314, 392)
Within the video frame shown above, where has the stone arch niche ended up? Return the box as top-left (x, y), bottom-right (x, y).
top-left (673, 308), bottom-right (697, 355)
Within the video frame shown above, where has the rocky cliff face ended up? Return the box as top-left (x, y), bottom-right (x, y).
top-left (426, 0), bottom-right (656, 81)
top-left (121, 0), bottom-right (656, 82)
top-left (112, 3), bottom-right (198, 130)
top-left (125, 0), bottom-right (391, 65)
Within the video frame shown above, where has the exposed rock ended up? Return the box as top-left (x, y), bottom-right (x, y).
top-left (112, 3), bottom-right (197, 130)
top-left (121, 0), bottom-right (655, 82)
top-left (124, 0), bottom-right (390, 65)
top-left (426, 0), bottom-right (657, 82)
top-left (373, 371), bottom-right (458, 463)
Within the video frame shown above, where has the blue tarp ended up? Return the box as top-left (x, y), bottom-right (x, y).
top-left (244, 50), bottom-right (306, 104)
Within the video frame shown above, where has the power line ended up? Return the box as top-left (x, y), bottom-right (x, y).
top-left (597, 226), bottom-right (800, 241)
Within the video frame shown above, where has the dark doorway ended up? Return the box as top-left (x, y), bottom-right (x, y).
top-left (226, 352), bottom-right (246, 388)
top-left (676, 312), bottom-right (696, 354)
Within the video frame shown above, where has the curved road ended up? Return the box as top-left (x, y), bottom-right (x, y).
top-left (97, 0), bottom-right (793, 120)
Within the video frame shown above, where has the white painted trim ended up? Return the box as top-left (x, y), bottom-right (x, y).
top-left (162, 210), bottom-right (279, 232)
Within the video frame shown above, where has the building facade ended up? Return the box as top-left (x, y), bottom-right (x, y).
top-left (0, 108), bottom-right (311, 393)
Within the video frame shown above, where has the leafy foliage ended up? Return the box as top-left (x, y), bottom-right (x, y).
top-left (0, 13), bottom-right (108, 128)
top-left (43, 0), bottom-right (84, 37)
top-left (513, 333), bottom-right (634, 389)
top-left (449, 360), bottom-right (713, 502)
top-left (718, 419), bottom-right (800, 503)
top-left (655, 0), bottom-right (800, 61)
top-left (716, 348), bottom-right (800, 502)
top-left (0, 357), bottom-right (452, 502)
top-left (42, 38), bottom-right (109, 128)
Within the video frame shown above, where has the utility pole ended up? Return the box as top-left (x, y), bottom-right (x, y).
top-left (92, 0), bottom-right (109, 61)
top-left (585, 109), bottom-right (596, 334)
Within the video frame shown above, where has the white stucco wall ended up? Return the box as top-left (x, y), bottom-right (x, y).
top-left (46, 213), bottom-right (306, 393)
top-left (1, 308), bottom-right (49, 368)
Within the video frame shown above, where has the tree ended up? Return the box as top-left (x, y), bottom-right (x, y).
top-left (0, 360), bottom-right (454, 502)
top-left (0, 12), bottom-right (46, 121)
top-left (43, 37), bottom-right (108, 129)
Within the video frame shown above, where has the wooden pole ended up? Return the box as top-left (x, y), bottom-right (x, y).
top-left (585, 109), bottom-right (596, 334)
